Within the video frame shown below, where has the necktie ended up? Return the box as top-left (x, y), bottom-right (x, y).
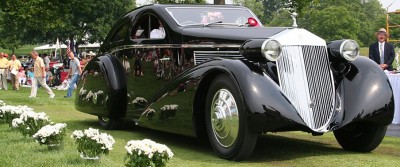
top-left (380, 43), bottom-right (384, 64)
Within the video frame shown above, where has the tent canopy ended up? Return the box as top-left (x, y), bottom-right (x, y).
top-left (34, 43), bottom-right (100, 51)
top-left (79, 43), bottom-right (100, 48)
top-left (34, 44), bottom-right (67, 51)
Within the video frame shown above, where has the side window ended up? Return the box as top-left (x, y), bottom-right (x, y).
top-left (131, 14), bottom-right (165, 40)
top-left (111, 22), bottom-right (130, 42)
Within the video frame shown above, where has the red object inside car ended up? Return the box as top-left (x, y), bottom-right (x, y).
top-left (248, 17), bottom-right (259, 27)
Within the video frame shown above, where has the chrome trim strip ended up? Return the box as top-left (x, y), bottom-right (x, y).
top-left (110, 44), bottom-right (241, 54)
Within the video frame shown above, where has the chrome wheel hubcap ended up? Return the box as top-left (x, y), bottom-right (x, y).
top-left (210, 89), bottom-right (239, 147)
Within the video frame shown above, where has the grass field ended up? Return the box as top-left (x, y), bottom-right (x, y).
top-left (0, 83), bottom-right (399, 167)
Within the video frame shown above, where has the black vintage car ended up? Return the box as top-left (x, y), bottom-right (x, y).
top-left (75, 4), bottom-right (394, 160)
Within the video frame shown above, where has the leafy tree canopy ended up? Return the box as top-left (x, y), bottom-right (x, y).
top-left (0, 0), bottom-right (135, 51)
top-left (269, 0), bottom-right (386, 46)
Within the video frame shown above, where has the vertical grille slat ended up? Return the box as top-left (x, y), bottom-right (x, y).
top-left (193, 51), bottom-right (242, 65)
top-left (277, 45), bottom-right (335, 131)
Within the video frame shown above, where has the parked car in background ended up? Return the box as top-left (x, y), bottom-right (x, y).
top-left (75, 4), bottom-right (394, 160)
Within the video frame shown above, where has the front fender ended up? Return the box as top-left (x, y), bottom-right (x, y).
top-left (75, 54), bottom-right (127, 119)
top-left (194, 59), bottom-right (308, 133)
top-left (339, 56), bottom-right (394, 126)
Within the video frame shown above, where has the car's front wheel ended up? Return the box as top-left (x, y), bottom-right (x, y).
top-left (205, 74), bottom-right (257, 161)
top-left (98, 116), bottom-right (122, 130)
top-left (334, 122), bottom-right (387, 152)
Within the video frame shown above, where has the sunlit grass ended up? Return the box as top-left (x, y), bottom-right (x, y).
top-left (0, 83), bottom-right (400, 166)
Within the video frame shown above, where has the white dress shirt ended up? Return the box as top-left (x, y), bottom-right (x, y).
top-left (150, 27), bottom-right (165, 39)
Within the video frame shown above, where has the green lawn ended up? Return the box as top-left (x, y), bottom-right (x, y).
top-left (0, 83), bottom-right (399, 167)
top-left (360, 47), bottom-right (368, 56)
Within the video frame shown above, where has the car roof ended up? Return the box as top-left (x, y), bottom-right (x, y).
top-left (125, 4), bottom-right (249, 17)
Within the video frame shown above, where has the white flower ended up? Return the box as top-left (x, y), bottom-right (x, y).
top-left (79, 87), bottom-right (87, 95)
top-left (11, 118), bottom-right (24, 128)
top-left (160, 104), bottom-right (179, 111)
top-left (0, 100), bottom-right (6, 106)
top-left (125, 139), bottom-right (174, 160)
top-left (85, 91), bottom-right (94, 100)
top-left (71, 128), bottom-right (115, 153)
top-left (132, 97), bottom-right (147, 104)
top-left (19, 110), bottom-right (50, 122)
top-left (33, 123), bottom-right (67, 144)
top-left (71, 130), bottom-right (84, 139)
top-left (95, 90), bottom-right (103, 95)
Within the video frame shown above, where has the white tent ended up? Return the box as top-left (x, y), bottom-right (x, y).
top-left (79, 43), bottom-right (101, 48)
top-left (34, 42), bottom-right (100, 51)
top-left (34, 44), bottom-right (67, 51)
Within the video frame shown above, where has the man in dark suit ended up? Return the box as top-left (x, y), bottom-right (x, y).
top-left (369, 28), bottom-right (395, 71)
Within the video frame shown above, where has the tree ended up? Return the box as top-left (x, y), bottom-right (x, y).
top-left (307, 6), bottom-right (362, 44)
top-left (261, 0), bottom-right (284, 23)
top-left (154, 0), bottom-right (205, 3)
top-left (268, 0), bottom-right (386, 46)
top-left (0, 0), bottom-right (135, 51)
top-left (234, 0), bottom-right (264, 21)
top-left (214, 0), bottom-right (225, 5)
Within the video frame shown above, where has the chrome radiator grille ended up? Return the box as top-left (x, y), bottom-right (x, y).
top-left (277, 45), bottom-right (335, 131)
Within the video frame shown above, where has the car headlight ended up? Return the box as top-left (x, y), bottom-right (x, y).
top-left (328, 39), bottom-right (359, 62)
top-left (261, 39), bottom-right (282, 61)
top-left (239, 39), bottom-right (282, 62)
top-left (340, 40), bottom-right (359, 61)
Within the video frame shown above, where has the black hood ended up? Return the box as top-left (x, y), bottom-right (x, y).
top-left (181, 27), bottom-right (288, 44)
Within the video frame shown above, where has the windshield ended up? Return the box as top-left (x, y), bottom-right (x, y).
top-left (166, 7), bottom-right (261, 26)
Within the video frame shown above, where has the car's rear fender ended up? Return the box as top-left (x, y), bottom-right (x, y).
top-left (75, 54), bottom-right (127, 119)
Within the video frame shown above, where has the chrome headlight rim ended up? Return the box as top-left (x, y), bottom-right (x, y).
top-left (261, 39), bottom-right (282, 61)
top-left (339, 39), bottom-right (359, 61)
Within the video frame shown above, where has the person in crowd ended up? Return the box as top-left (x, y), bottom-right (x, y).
top-left (46, 68), bottom-right (53, 87)
top-left (27, 67), bottom-right (34, 86)
top-left (150, 20), bottom-right (165, 39)
top-left (0, 52), bottom-right (9, 90)
top-left (43, 53), bottom-right (50, 69)
top-left (369, 28), bottom-right (395, 71)
top-left (63, 55), bottom-right (70, 72)
top-left (8, 54), bottom-right (22, 90)
top-left (29, 51), bottom-right (55, 98)
top-left (64, 51), bottom-right (82, 98)
top-left (18, 68), bottom-right (26, 86)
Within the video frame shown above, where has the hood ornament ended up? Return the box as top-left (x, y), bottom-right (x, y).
top-left (290, 12), bottom-right (298, 28)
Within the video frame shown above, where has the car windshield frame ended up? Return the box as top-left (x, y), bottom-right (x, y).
top-left (165, 7), bottom-right (263, 27)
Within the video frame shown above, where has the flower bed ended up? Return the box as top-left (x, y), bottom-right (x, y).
top-left (0, 105), bottom-right (34, 126)
top-left (124, 139), bottom-right (173, 167)
top-left (12, 110), bottom-right (51, 137)
top-left (33, 123), bottom-right (67, 145)
top-left (71, 128), bottom-right (115, 159)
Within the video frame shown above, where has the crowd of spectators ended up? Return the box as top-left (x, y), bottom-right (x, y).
top-left (0, 50), bottom-right (95, 91)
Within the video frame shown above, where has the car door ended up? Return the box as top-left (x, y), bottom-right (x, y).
top-left (111, 12), bottom-right (173, 118)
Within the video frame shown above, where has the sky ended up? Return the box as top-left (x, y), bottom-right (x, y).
top-left (136, 0), bottom-right (399, 12)
top-left (379, 0), bottom-right (400, 12)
